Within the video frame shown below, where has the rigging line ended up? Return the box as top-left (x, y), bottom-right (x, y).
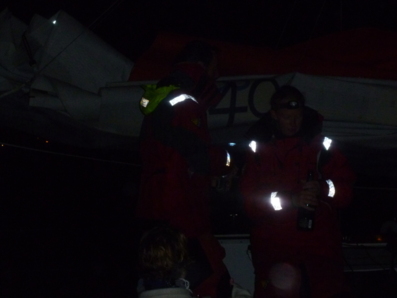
top-left (354, 186), bottom-right (397, 191)
top-left (275, 0), bottom-right (298, 49)
top-left (0, 83), bottom-right (26, 99)
top-left (35, 0), bottom-right (126, 76)
top-left (22, 32), bottom-right (36, 66)
top-left (297, 0), bottom-right (328, 67)
top-left (339, 0), bottom-right (343, 31)
top-left (0, 141), bottom-right (141, 167)
top-left (88, 0), bottom-right (125, 30)
top-left (308, 0), bottom-right (328, 42)
top-left (363, 247), bottom-right (388, 271)
top-left (342, 253), bottom-right (355, 273)
top-left (0, 60), bottom-right (31, 83)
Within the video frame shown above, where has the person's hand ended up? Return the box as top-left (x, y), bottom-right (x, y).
top-left (211, 166), bottom-right (238, 192)
top-left (293, 180), bottom-right (320, 210)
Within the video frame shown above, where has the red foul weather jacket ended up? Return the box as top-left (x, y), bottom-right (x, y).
top-left (240, 107), bottom-right (356, 261)
top-left (136, 63), bottom-right (230, 238)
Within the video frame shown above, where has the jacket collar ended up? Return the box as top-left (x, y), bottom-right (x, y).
top-left (245, 106), bottom-right (323, 143)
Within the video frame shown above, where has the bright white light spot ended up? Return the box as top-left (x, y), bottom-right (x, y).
top-left (323, 137), bottom-right (332, 150)
top-left (226, 151), bottom-right (231, 167)
top-left (249, 140), bottom-right (257, 153)
top-left (270, 192), bottom-right (282, 211)
top-left (140, 98), bottom-right (149, 108)
top-left (169, 94), bottom-right (197, 106)
top-left (52, 20), bottom-right (57, 25)
top-left (228, 142), bottom-right (236, 146)
top-left (326, 179), bottom-right (335, 197)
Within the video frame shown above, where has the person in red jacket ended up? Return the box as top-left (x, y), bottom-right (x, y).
top-left (240, 85), bottom-right (356, 298)
top-left (135, 41), bottom-right (233, 298)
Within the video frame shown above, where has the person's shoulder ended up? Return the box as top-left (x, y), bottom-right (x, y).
top-left (245, 111), bottom-right (273, 142)
top-left (306, 133), bottom-right (330, 149)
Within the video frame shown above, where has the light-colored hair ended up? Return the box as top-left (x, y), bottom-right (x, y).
top-left (138, 226), bottom-right (190, 281)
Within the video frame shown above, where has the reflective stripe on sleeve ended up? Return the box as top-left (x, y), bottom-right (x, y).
top-left (169, 94), bottom-right (197, 106)
top-left (323, 136), bottom-right (332, 150)
top-left (270, 192), bottom-right (282, 211)
top-left (326, 179), bottom-right (335, 197)
top-left (226, 151), bottom-right (231, 167)
top-left (140, 97), bottom-right (149, 108)
top-left (249, 140), bottom-right (257, 153)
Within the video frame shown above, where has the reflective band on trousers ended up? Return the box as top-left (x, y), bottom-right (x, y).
top-left (169, 94), bottom-right (197, 106)
top-left (270, 192), bottom-right (282, 211)
top-left (326, 179), bottom-right (335, 197)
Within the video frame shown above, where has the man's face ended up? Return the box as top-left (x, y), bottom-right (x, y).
top-left (271, 107), bottom-right (303, 137)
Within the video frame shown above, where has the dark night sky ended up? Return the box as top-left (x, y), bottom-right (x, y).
top-left (3, 0), bottom-right (397, 61)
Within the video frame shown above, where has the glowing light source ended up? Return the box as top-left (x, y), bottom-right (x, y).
top-left (249, 140), bottom-right (257, 153)
top-left (326, 179), bottom-right (335, 197)
top-left (270, 192), bottom-right (282, 211)
top-left (323, 137), bottom-right (332, 150)
top-left (228, 142), bottom-right (236, 146)
top-left (52, 20), bottom-right (57, 25)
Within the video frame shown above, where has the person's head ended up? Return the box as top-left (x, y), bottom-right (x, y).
top-left (138, 226), bottom-right (190, 282)
top-left (173, 40), bottom-right (219, 79)
top-left (270, 85), bottom-right (305, 137)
